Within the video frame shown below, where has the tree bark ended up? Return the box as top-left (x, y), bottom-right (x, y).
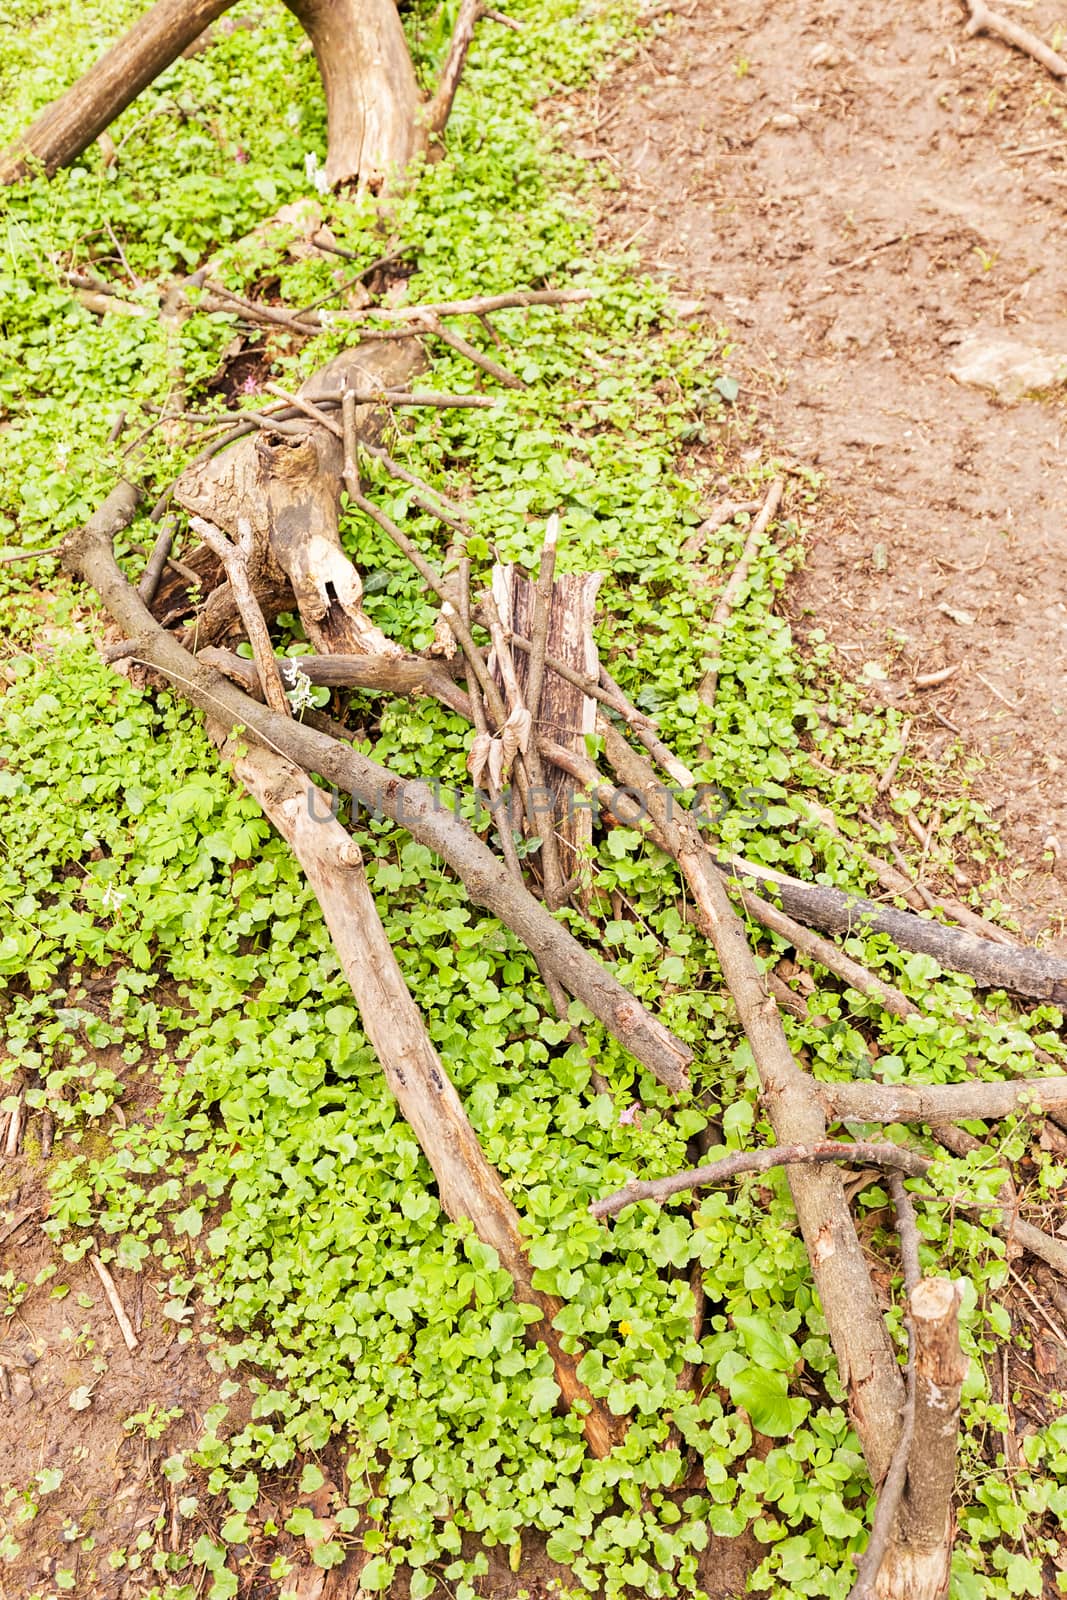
top-left (873, 1278), bottom-right (968, 1600)
top-left (1, 0), bottom-right (421, 189)
top-left (219, 733), bottom-right (621, 1456)
top-left (167, 337), bottom-right (423, 651)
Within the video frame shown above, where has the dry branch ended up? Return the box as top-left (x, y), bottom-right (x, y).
top-left (600, 724), bottom-right (906, 1483)
top-left (220, 734), bottom-right (619, 1455)
top-left (822, 1077), bottom-right (1067, 1125)
top-left (962, 0), bottom-right (1067, 78)
top-left (871, 1279), bottom-right (968, 1599)
top-left (591, 1140), bottom-right (931, 1218)
top-left (190, 516), bottom-right (291, 717)
top-left (90, 1253), bottom-right (139, 1353)
top-left (697, 476), bottom-right (784, 714)
top-left (63, 491), bottom-right (693, 1094)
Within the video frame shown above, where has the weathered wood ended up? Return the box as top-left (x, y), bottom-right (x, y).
top-left (873, 1279), bottom-right (968, 1600)
top-left (601, 724), bottom-right (905, 1484)
top-left (218, 734), bottom-right (621, 1456)
top-left (1, 0), bottom-right (420, 189)
top-left (62, 502), bottom-right (694, 1094)
top-left (491, 563), bottom-right (602, 891)
top-left (170, 337), bottom-right (423, 652)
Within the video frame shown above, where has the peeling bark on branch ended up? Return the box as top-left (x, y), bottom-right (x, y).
top-left (872, 1279), bottom-right (968, 1600)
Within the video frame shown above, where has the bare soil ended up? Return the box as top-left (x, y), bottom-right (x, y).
top-left (582, 0), bottom-right (1067, 942)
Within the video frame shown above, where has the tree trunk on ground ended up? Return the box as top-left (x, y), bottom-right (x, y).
top-left (0, 0), bottom-right (421, 188)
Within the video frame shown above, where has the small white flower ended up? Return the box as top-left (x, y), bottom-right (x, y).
top-left (303, 151), bottom-right (330, 196)
top-left (282, 660), bottom-right (317, 714)
top-left (101, 884), bottom-right (126, 912)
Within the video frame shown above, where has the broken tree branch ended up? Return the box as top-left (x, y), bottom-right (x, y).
top-left (63, 493), bottom-right (693, 1093)
top-left (221, 733), bottom-right (620, 1455)
top-left (697, 476), bottom-right (784, 716)
top-left (600, 722), bottom-right (905, 1483)
top-left (962, 0), bottom-right (1067, 79)
top-left (190, 516), bottom-right (291, 717)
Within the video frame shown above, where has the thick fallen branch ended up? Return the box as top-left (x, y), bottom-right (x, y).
top-left (870, 1279), bottom-right (968, 1599)
top-left (63, 488), bottom-right (693, 1094)
top-left (222, 734), bottom-right (620, 1456)
top-left (822, 1077), bottom-right (1067, 1125)
top-left (197, 645), bottom-right (472, 720)
top-left (723, 860), bottom-right (1067, 1006)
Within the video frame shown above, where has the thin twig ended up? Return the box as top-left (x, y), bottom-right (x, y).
top-left (418, 310), bottom-right (526, 389)
top-left (90, 1254), bottom-right (139, 1353)
top-left (590, 1140), bottom-right (930, 1219)
top-left (698, 476), bottom-right (785, 716)
top-left (264, 382), bottom-right (343, 439)
top-left (877, 717), bottom-right (913, 795)
top-left (361, 440), bottom-right (467, 532)
top-left (136, 515), bottom-right (175, 606)
top-left (0, 544), bottom-right (62, 565)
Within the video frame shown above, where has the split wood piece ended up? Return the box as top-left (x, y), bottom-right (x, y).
top-left (90, 1254), bottom-right (139, 1353)
top-left (189, 517), bottom-right (291, 718)
top-left (0, 0), bottom-right (421, 189)
top-left (721, 859), bottom-right (1067, 1006)
top-left (491, 562), bottom-right (603, 895)
top-left (198, 646), bottom-right (472, 721)
top-left (219, 733), bottom-right (620, 1457)
top-left (600, 724), bottom-right (905, 1484)
top-left (168, 338), bottom-right (424, 651)
top-left (731, 880), bottom-right (918, 1021)
top-left (869, 1278), bottom-right (968, 1600)
top-left (63, 493), bottom-right (693, 1094)
top-left (479, 589), bottom-right (565, 902)
top-left (962, 0), bottom-right (1067, 79)
top-left (590, 1139), bottom-right (932, 1218)
top-left (697, 476), bottom-right (784, 719)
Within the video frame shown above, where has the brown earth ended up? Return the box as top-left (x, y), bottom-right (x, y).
top-left (578, 0), bottom-right (1067, 944)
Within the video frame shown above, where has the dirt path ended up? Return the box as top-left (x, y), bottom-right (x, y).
top-left (589, 0), bottom-right (1067, 940)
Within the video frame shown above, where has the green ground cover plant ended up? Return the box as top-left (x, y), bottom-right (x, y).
top-left (1, 1), bottom-right (1066, 1597)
